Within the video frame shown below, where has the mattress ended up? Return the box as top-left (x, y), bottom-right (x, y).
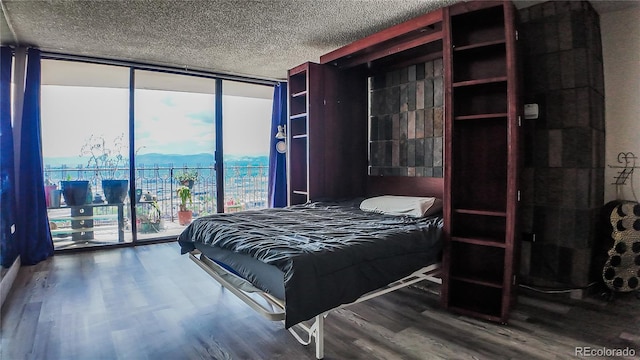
top-left (178, 200), bottom-right (443, 328)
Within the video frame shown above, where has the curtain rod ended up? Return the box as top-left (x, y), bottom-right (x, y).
top-left (40, 50), bottom-right (281, 87)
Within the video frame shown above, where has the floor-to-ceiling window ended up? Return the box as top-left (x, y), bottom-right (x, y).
top-left (134, 70), bottom-right (216, 239)
top-left (222, 80), bottom-right (273, 212)
top-left (41, 60), bottom-right (132, 249)
top-left (40, 58), bottom-right (275, 249)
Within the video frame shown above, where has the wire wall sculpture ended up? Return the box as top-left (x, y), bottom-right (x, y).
top-left (609, 152), bottom-right (639, 201)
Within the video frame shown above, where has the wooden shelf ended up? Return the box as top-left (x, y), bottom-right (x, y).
top-left (454, 113), bottom-right (507, 121)
top-left (452, 76), bottom-right (507, 87)
top-left (450, 275), bottom-right (503, 289)
top-left (292, 190), bottom-right (308, 195)
top-left (290, 113), bottom-right (307, 120)
top-left (453, 39), bottom-right (505, 52)
top-left (454, 208), bottom-right (506, 217)
top-left (292, 134), bottom-right (308, 139)
top-left (291, 90), bottom-right (307, 98)
top-left (451, 236), bottom-right (506, 248)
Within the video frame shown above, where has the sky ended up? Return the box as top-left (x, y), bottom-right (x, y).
top-left (41, 85), bottom-right (272, 159)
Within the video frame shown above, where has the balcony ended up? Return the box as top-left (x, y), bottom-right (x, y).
top-left (44, 164), bottom-right (268, 249)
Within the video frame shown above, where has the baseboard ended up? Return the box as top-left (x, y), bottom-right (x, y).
top-left (0, 256), bottom-right (21, 309)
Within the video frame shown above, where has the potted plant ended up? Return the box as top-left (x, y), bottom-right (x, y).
top-left (177, 185), bottom-right (193, 225)
top-left (81, 133), bottom-right (129, 204)
top-left (175, 169), bottom-right (198, 189)
top-left (137, 200), bottom-right (162, 233)
top-left (60, 174), bottom-right (90, 206)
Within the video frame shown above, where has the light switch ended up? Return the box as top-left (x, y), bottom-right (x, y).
top-left (524, 103), bottom-right (539, 119)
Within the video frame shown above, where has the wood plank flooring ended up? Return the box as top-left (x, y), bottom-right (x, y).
top-left (2, 242), bottom-right (639, 360)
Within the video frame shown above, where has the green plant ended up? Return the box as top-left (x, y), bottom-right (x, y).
top-left (175, 170), bottom-right (198, 184)
top-left (138, 200), bottom-right (161, 223)
top-left (177, 186), bottom-right (192, 212)
top-left (80, 133), bottom-right (128, 179)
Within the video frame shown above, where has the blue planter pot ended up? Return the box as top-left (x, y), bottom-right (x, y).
top-left (102, 179), bottom-right (129, 204)
top-left (61, 180), bottom-right (90, 206)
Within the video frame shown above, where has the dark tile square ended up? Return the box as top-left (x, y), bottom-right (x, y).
top-left (558, 16), bottom-right (573, 51)
top-left (571, 12), bottom-right (587, 48)
top-left (433, 167), bottom-right (443, 178)
top-left (408, 111), bottom-right (416, 139)
top-left (408, 82), bottom-right (416, 111)
top-left (416, 80), bottom-right (425, 110)
top-left (415, 138), bottom-right (425, 167)
top-left (416, 62), bottom-right (425, 80)
top-left (399, 139), bottom-right (408, 167)
top-left (433, 137), bottom-right (443, 167)
top-left (575, 168), bottom-right (590, 208)
top-left (433, 107), bottom-right (443, 137)
top-left (408, 65), bottom-right (416, 82)
top-left (546, 90), bottom-right (563, 129)
top-left (545, 53), bottom-right (561, 90)
top-left (384, 140), bottom-right (393, 167)
top-left (399, 112), bottom-right (408, 140)
top-left (389, 86), bottom-right (400, 114)
top-left (561, 89), bottom-right (577, 128)
top-left (424, 79), bottom-right (434, 108)
top-left (392, 140), bottom-right (399, 167)
top-left (573, 49), bottom-right (588, 87)
top-left (424, 167), bottom-right (433, 177)
top-left (391, 69), bottom-right (400, 86)
top-left (543, 21), bottom-right (559, 53)
top-left (424, 60), bottom-right (434, 78)
top-left (548, 129), bottom-right (562, 167)
top-left (533, 130), bottom-right (549, 169)
top-left (433, 58), bottom-right (443, 77)
top-left (370, 116), bottom-right (379, 140)
top-left (392, 114), bottom-right (400, 140)
top-left (400, 67), bottom-right (409, 84)
top-left (562, 168), bottom-right (577, 207)
top-left (415, 109), bottom-right (425, 139)
top-left (425, 108), bottom-right (433, 137)
top-left (424, 138), bottom-right (433, 167)
top-left (400, 84), bottom-right (408, 112)
top-left (575, 88), bottom-right (590, 127)
top-left (408, 139), bottom-right (416, 167)
top-left (560, 51), bottom-right (575, 89)
top-left (433, 77), bottom-right (444, 107)
top-left (372, 74), bottom-right (386, 89)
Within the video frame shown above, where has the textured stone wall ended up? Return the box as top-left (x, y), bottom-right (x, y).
top-left (518, 1), bottom-right (605, 287)
top-left (369, 59), bottom-right (444, 177)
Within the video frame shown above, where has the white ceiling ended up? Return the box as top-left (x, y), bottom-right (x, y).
top-left (1, 0), bottom-right (637, 81)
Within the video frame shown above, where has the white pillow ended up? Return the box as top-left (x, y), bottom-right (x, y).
top-left (360, 195), bottom-right (442, 218)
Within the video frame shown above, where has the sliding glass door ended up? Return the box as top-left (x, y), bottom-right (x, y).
top-left (41, 60), bottom-right (132, 249)
top-left (221, 80), bottom-right (273, 212)
top-left (134, 70), bottom-right (216, 240)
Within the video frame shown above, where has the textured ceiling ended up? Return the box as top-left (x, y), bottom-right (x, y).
top-left (1, 0), bottom-right (637, 81)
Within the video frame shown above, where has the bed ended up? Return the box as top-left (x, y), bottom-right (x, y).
top-left (178, 197), bottom-right (443, 358)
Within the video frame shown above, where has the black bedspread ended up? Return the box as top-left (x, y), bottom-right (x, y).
top-left (178, 200), bottom-right (443, 328)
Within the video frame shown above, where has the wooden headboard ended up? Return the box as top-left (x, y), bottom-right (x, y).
top-left (366, 176), bottom-right (444, 199)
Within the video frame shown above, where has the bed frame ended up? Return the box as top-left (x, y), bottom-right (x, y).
top-left (189, 249), bottom-right (441, 359)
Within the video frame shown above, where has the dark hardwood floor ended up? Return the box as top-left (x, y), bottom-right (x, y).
top-left (2, 242), bottom-right (639, 360)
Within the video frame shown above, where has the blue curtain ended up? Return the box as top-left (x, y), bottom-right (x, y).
top-left (0, 47), bottom-right (18, 267)
top-left (16, 48), bottom-right (53, 265)
top-left (268, 82), bottom-right (287, 208)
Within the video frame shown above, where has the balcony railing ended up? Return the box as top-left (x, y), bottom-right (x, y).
top-left (44, 164), bottom-right (269, 222)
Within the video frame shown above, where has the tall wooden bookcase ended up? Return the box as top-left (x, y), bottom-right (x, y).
top-left (287, 0), bottom-right (520, 323)
top-left (442, 1), bottom-right (520, 322)
top-left (287, 63), bottom-right (368, 205)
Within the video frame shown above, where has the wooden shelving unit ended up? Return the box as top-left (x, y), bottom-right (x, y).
top-left (442, 0), bottom-right (520, 323)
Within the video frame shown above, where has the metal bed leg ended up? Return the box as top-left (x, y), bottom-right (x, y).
top-left (315, 314), bottom-right (324, 359)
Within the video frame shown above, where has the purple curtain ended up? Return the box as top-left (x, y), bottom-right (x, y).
top-left (0, 47), bottom-right (18, 267)
top-left (16, 48), bottom-right (54, 265)
top-left (268, 82), bottom-right (287, 207)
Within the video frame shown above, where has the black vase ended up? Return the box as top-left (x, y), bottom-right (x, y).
top-left (61, 180), bottom-right (90, 206)
top-left (102, 179), bottom-right (129, 204)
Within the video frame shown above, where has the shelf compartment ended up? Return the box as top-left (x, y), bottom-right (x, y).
top-left (288, 71), bottom-right (307, 95)
top-left (449, 241), bottom-right (505, 285)
top-left (453, 43), bottom-right (506, 83)
top-left (453, 76), bottom-right (507, 88)
top-left (452, 118), bottom-right (507, 212)
top-left (451, 5), bottom-right (505, 48)
top-left (290, 94), bottom-right (307, 115)
top-left (448, 280), bottom-right (503, 319)
top-left (289, 137), bottom-right (307, 199)
top-left (451, 236), bottom-right (505, 248)
top-left (453, 82), bottom-right (507, 116)
top-left (289, 118), bottom-right (307, 138)
top-left (289, 191), bottom-right (308, 206)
